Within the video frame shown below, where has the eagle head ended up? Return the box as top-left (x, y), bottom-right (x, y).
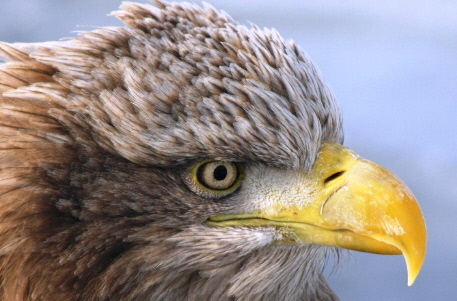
top-left (0, 1), bottom-right (426, 300)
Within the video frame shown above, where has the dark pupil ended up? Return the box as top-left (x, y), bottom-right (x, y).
top-left (213, 165), bottom-right (228, 181)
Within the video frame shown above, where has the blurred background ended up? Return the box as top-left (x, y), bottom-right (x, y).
top-left (1, 0), bottom-right (455, 300)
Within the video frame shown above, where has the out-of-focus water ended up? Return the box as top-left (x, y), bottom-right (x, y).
top-left (1, 1), bottom-right (455, 300)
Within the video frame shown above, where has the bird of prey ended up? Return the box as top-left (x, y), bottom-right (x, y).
top-left (0, 1), bottom-right (426, 300)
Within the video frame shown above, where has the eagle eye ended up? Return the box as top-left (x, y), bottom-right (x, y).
top-left (186, 161), bottom-right (244, 197)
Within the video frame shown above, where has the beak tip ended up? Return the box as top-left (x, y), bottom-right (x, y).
top-left (407, 272), bottom-right (415, 286)
top-left (405, 249), bottom-right (426, 286)
top-left (407, 276), bottom-right (416, 286)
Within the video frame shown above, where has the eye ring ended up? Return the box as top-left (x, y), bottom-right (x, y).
top-left (185, 160), bottom-right (244, 198)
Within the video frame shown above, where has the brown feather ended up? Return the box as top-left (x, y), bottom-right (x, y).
top-left (0, 1), bottom-right (343, 300)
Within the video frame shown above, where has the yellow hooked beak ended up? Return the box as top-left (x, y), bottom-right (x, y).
top-left (207, 142), bottom-right (427, 285)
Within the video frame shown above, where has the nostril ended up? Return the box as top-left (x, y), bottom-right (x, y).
top-left (324, 171), bottom-right (345, 184)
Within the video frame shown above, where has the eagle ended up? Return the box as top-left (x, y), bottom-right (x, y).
top-left (0, 1), bottom-right (426, 300)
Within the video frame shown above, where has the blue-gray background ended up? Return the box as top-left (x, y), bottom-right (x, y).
top-left (1, 0), bottom-right (455, 300)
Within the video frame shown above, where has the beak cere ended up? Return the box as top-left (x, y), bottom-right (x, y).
top-left (207, 142), bottom-right (427, 286)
